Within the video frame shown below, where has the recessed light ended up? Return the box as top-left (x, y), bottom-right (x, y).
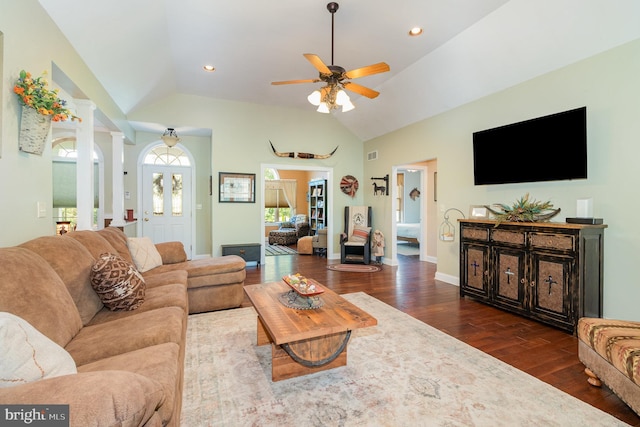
top-left (408, 27), bottom-right (423, 37)
top-left (203, 65), bottom-right (216, 72)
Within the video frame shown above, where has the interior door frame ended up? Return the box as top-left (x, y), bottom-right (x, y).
top-left (260, 163), bottom-right (333, 265)
top-left (137, 142), bottom-right (197, 257)
top-left (391, 164), bottom-right (429, 265)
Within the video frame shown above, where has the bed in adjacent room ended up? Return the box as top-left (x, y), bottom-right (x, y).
top-left (397, 222), bottom-right (420, 244)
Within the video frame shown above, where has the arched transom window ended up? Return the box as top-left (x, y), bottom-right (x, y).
top-left (144, 145), bottom-right (191, 166)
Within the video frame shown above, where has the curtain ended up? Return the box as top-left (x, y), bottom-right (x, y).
top-left (53, 161), bottom-right (99, 208)
top-left (264, 179), bottom-right (297, 212)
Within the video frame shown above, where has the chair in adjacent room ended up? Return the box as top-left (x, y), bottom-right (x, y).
top-left (340, 206), bottom-right (372, 264)
top-left (312, 228), bottom-right (328, 256)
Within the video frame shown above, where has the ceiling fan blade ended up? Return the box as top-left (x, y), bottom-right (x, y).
top-left (342, 82), bottom-right (380, 99)
top-left (304, 53), bottom-right (332, 75)
top-left (271, 78), bottom-right (321, 85)
top-left (345, 62), bottom-right (390, 79)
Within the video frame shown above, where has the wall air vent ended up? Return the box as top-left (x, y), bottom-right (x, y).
top-left (367, 150), bottom-right (378, 161)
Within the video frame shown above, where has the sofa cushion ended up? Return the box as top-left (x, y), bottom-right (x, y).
top-left (88, 283), bottom-right (188, 325)
top-left (20, 235), bottom-right (103, 325)
top-left (144, 269), bottom-right (189, 289)
top-left (143, 256), bottom-right (246, 280)
top-left (90, 253), bottom-right (146, 311)
top-left (0, 312), bottom-right (77, 388)
top-left (155, 241), bottom-right (188, 264)
top-left (0, 247), bottom-right (82, 348)
top-left (97, 227), bottom-right (135, 264)
top-left (78, 342), bottom-right (181, 426)
top-left (127, 237), bottom-right (163, 273)
top-left (0, 371), bottom-right (165, 427)
top-left (67, 230), bottom-right (119, 260)
top-left (66, 306), bottom-right (184, 366)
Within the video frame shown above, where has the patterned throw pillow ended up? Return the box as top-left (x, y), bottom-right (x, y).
top-left (127, 237), bottom-right (163, 273)
top-left (0, 312), bottom-right (77, 388)
top-left (90, 253), bottom-right (145, 311)
top-left (350, 225), bottom-right (371, 243)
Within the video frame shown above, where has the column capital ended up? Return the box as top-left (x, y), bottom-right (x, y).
top-left (74, 99), bottom-right (96, 110)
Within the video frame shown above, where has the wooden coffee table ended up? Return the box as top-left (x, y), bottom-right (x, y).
top-left (244, 281), bottom-right (377, 381)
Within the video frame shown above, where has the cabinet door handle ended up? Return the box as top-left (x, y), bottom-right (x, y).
top-left (521, 278), bottom-right (526, 285)
top-left (530, 281), bottom-right (535, 288)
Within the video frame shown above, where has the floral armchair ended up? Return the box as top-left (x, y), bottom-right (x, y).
top-left (268, 214), bottom-right (310, 245)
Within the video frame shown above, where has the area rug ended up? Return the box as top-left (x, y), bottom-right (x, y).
top-left (265, 244), bottom-right (298, 256)
top-left (326, 264), bottom-right (381, 272)
top-left (181, 293), bottom-right (627, 426)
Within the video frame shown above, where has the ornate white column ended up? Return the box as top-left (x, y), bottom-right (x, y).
top-left (110, 132), bottom-right (126, 227)
top-left (74, 99), bottom-right (96, 230)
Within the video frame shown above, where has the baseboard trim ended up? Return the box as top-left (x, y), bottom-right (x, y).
top-left (435, 271), bottom-right (459, 286)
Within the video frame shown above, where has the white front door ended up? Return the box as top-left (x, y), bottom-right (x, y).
top-left (141, 165), bottom-right (192, 258)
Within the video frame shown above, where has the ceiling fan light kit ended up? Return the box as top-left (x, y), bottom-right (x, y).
top-left (272, 2), bottom-right (390, 113)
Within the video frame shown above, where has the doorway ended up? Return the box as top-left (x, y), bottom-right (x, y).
top-left (396, 169), bottom-right (422, 257)
top-left (391, 159), bottom-right (438, 265)
top-left (139, 144), bottom-right (195, 258)
top-left (260, 164), bottom-right (333, 265)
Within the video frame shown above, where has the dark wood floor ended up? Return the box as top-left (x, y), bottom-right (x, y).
top-left (243, 251), bottom-right (640, 426)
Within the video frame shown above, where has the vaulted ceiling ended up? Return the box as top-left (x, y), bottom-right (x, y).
top-left (39, 0), bottom-right (640, 141)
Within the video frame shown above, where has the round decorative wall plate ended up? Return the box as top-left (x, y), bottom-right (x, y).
top-left (340, 175), bottom-right (359, 198)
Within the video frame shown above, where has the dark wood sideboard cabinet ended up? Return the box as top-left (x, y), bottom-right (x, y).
top-left (459, 219), bottom-right (606, 334)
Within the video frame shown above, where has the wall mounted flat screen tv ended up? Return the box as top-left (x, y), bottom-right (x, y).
top-left (473, 107), bottom-right (587, 185)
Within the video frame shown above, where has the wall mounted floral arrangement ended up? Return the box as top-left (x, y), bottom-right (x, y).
top-left (14, 70), bottom-right (81, 155)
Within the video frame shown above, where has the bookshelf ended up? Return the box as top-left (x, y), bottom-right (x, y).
top-left (308, 179), bottom-right (327, 234)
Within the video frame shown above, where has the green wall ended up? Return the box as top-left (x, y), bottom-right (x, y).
top-left (363, 39), bottom-right (640, 321)
top-left (1, 0), bottom-right (639, 321)
top-left (0, 0), bottom-right (130, 243)
top-left (127, 93), bottom-right (364, 256)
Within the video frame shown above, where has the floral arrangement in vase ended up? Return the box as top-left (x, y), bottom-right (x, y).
top-left (14, 70), bottom-right (81, 122)
top-left (485, 193), bottom-right (560, 226)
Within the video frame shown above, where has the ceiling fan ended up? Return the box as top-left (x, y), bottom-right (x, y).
top-left (271, 2), bottom-right (390, 113)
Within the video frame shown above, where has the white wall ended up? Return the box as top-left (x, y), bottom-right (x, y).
top-left (364, 38), bottom-right (640, 321)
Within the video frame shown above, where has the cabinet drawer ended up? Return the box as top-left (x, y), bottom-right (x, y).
top-left (530, 233), bottom-right (574, 251)
top-left (491, 229), bottom-right (526, 246)
top-left (221, 243), bottom-right (261, 264)
top-left (461, 227), bottom-right (489, 241)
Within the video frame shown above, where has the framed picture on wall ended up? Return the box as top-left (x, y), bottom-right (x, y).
top-left (219, 172), bottom-right (255, 203)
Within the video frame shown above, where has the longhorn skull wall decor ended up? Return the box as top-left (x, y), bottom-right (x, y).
top-left (269, 140), bottom-right (338, 159)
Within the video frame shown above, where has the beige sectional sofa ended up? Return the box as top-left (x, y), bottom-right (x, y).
top-left (0, 227), bottom-right (246, 426)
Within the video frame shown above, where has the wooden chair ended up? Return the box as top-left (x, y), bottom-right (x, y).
top-left (340, 206), bottom-right (372, 264)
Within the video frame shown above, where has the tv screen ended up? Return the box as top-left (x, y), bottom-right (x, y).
top-left (473, 107), bottom-right (587, 185)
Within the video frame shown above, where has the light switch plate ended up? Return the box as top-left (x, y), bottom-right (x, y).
top-left (37, 202), bottom-right (47, 218)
